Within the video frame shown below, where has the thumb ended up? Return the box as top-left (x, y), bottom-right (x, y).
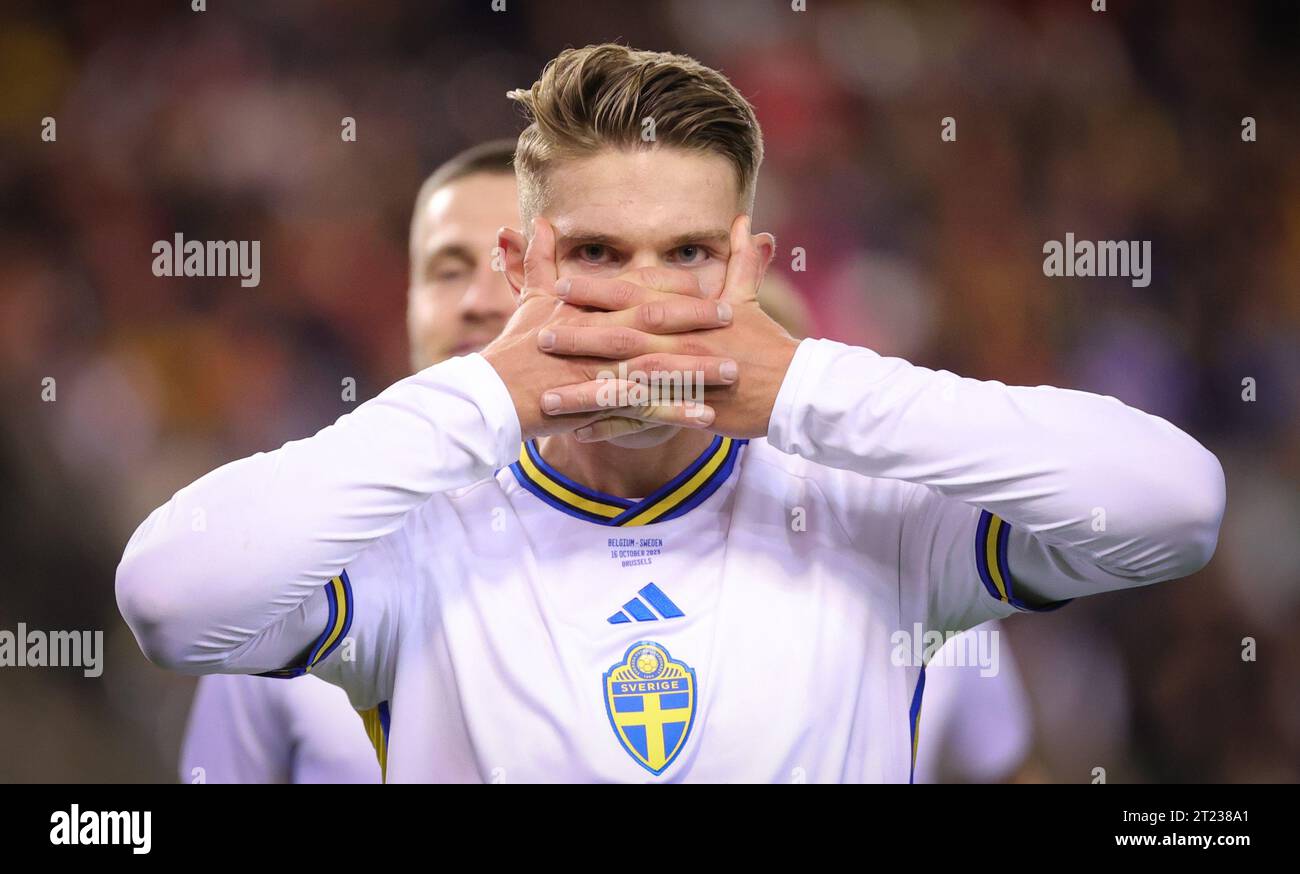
top-left (522, 216), bottom-right (559, 300)
top-left (720, 215), bottom-right (771, 304)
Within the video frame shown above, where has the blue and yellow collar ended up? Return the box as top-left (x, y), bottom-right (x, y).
top-left (509, 435), bottom-right (746, 526)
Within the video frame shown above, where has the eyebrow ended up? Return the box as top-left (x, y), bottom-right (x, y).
top-left (557, 229), bottom-right (732, 250)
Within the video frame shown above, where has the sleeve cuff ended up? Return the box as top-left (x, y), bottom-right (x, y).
top-left (768, 337), bottom-right (863, 455)
top-left (976, 511), bottom-right (1072, 613)
top-left (258, 572), bottom-right (355, 678)
top-left (768, 337), bottom-right (817, 454)
top-left (453, 352), bottom-right (523, 469)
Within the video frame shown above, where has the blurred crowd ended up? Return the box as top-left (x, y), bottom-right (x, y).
top-left (0, 0), bottom-right (1296, 781)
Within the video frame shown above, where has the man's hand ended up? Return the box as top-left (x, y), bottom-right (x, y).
top-left (480, 218), bottom-right (741, 440)
top-left (535, 215), bottom-right (799, 441)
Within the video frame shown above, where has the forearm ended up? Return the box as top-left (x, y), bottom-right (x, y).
top-left (768, 339), bottom-right (1225, 585)
top-left (116, 354), bottom-right (520, 670)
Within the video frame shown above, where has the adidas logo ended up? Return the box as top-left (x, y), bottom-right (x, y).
top-left (607, 583), bottom-right (684, 624)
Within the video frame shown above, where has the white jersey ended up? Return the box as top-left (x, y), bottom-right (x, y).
top-left (179, 674), bottom-right (380, 784)
top-left (117, 338), bottom-right (1225, 783)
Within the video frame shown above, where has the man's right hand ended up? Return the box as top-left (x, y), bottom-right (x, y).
top-left (481, 217), bottom-right (738, 440)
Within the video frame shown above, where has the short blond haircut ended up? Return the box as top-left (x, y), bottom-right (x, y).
top-left (507, 44), bottom-right (763, 225)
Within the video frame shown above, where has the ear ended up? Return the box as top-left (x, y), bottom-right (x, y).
top-left (498, 226), bottom-right (528, 301)
top-left (753, 232), bottom-right (776, 289)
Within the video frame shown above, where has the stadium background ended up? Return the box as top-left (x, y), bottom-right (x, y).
top-left (0, 0), bottom-right (1296, 782)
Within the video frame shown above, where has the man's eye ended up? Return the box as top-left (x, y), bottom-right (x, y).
top-left (672, 245), bottom-right (709, 265)
top-left (432, 267), bottom-right (469, 282)
top-left (578, 244), bottom-right (611, 263)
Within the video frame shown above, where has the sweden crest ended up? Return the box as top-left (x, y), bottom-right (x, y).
top-left (603, 641), bottom-right (697, 775)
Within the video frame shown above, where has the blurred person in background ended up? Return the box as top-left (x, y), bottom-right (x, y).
top-left (405, 141), bottom-right (523, 374)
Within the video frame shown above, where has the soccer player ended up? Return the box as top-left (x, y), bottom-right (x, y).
top-left (179, 141), bottom-right (519, 783)
top-left (118, 45), bottom-right (1225, 783)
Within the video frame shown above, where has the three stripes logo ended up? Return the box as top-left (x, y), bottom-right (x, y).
top-left (607, 583), bottom-right (684, 625)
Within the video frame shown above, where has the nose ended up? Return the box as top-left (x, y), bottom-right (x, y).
top-left (627, 251), bottom-right (663, 272)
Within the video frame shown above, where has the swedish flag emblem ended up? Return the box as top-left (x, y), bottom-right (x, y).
top-left (603, 641), bottom-right (697, 775)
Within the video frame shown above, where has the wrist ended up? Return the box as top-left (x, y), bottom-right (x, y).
top-left (765, 336), bottom-right (820, 446)
top-left (754, 334), bottom-right (801, 438)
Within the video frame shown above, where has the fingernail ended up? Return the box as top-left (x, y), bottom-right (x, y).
top-left (542, 392), bottom-right (561, 413)
top-left (720, 360), bottom-right (738, 382)
top-left (695, 406), bottom-right (715, 426)
top-left (555, 278), bottom-right (571, 298)
top-left (717, 302), bottom-right (733, 322)
top-left (575, 426), bottom-right (594, 442)
top-left (538, 330), bottom-right (556, 350)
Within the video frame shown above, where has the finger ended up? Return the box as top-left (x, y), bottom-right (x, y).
top-left (573, 417), bottom-right (669, 444)
top-left (541, 378), bottom-right (716, 415)
top-left (601, 401), bottom-right (716, 428)
top-left (620, 354), bottom-right (738, 385)
top-left (527, 408), bottom-right (640, 438)
top-left (538, 325), bottom-right (665, 359)
top-left (617, 267), bottom-right (705, 297)
top-left (568, 296), bottom-right (733, 334)
top-left (555, 274), bottom-right (708, 313)
top-left (555, 276), bottom-right (655, 310)
top-left (720, 215), bottom-right (765, 305)
top-left (521, 217), bottom-right (558, 298)
top-left (541, 388), bottom-right (715, 429)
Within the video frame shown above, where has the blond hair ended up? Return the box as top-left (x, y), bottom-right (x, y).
top-left (507, 44), bottom-right (763, 224)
